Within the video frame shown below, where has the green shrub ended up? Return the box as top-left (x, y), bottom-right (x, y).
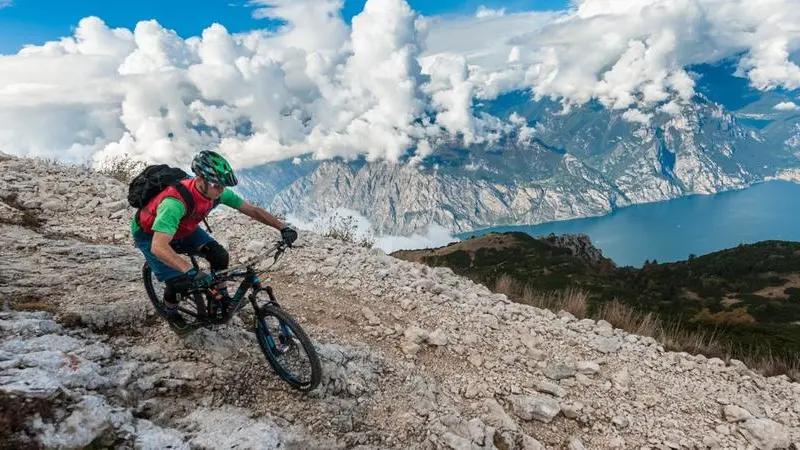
top-left (316, 212), bottom-right (375, 249)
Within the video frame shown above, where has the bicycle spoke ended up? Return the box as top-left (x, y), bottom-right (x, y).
top-left (177, 307), bottom-right (200, 318)
top-left (259, 317), bottom-right (311, 383)
top-left (144, 264), bottom-right (208, 328)
top-left (255, 309), bottom-right (319, 390)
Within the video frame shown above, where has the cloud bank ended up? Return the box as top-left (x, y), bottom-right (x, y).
top-left (775, 101), bottom-right (799, 111)
top-left (475, 6), bottom-right (506, 19)
top-left (285, 207), bottom-right (461, 253)
top-left (0, 0), bottom-right (798, 169)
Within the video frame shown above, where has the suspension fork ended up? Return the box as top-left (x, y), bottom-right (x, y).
top-left (263, 286), bottom-right (281, 307)
top-left (251, 284), bottom-right (293, 349)
top-left (248, 282), bottom-right (281, 311)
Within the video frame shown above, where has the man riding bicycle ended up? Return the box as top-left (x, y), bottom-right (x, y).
top-left (130, 150), bottom-right (297, 329)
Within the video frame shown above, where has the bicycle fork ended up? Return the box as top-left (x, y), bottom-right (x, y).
top-left (250, 283), bottom-right (293, 355)
top-left (247, 275), bottom-right (282, 309)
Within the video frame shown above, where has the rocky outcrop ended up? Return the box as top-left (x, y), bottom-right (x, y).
top-left (0, 310), bottom-right (319, 449)
top-left (1, 153), bottom-right (799, 449)
top-left (538, 233), bottom-right (612, 266)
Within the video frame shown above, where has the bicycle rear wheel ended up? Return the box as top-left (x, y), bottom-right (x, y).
top-left (255, 304), bottom-right (322, 392)
top-left (142, 263), bottom-right (208, 330)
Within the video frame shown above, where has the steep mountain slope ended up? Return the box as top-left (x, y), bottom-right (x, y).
top-left (1, 153), bottom-right (799, 449)
top-left (236, 84), bottom-right (800, 235)
top-left (391, 232), bottom-right (800, 369)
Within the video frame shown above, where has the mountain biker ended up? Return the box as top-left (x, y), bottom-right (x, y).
top-left (130, 150), bottom-right (297, 329)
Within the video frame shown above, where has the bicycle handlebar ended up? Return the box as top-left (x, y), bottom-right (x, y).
top-left (214, 239), bottom-right (299, 277)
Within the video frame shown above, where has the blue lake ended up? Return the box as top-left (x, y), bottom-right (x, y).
top-left (458, 180), bottom-right (800, 268)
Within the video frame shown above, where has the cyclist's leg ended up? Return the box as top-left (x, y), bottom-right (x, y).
top-left (198, 240), bottom-right (229, 272)
top-left (133, 230), bottom-right (184, 282)
top-left (133, 230), bottom-right (189, 325)
top-left (162, 273), bottom-right (196, 326)
top-left (199, 239), bottom-right (231, 302)
top-left (177, 227), bottom-right (217, 259)
top-left (180, 227), bottom-right (230, 290)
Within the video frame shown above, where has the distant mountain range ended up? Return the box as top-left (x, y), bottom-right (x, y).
top-left (236, 59), bottom-right (800, 235)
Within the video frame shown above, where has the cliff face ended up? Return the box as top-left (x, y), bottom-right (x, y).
top-left (1, 153), bottom-right (799, 449)
top-left (236, 95), bottom-right (797, 236)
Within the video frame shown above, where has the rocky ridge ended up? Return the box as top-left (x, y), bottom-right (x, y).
top-left (1, 152), bottom-right (799, 449)
top-left (238, 92), bottom-right (800, 236)
top-left (536, 234), bottom-right (612, 267)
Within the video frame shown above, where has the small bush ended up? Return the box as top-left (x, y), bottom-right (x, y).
top-left (494, 274), bottom-right (515, 297)
top-left (741, 349), bottom-right (800, 380)
top-left (596, 299), bottom-right (661, 337)
top-left (33, 156), bottom-right (61, 167)
top-left (317, 212), bottom-right (375, 249)
top-left (693, 307), bottom-right (757, 325)
top-left (93, 153), bottom-right (146, 183)
top-left (494, 275), bottom-right (589, 318)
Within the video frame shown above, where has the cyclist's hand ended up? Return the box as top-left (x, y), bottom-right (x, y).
top-left (185, 268), bottom-right (213, 289)
top-left (280, 226), bottom-right (298, 246)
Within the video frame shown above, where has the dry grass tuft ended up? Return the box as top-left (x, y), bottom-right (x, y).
top-left (317, 212), bottom-right (375, 249)
top-left (494, 275), bottom-right (800, 381)
top-left (93, 153), bottom-right (147, 184)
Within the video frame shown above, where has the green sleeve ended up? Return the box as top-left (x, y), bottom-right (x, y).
top-left (151, 197), bottom-right (187, 235)
top-left (219, 188), bottom-right (244, 209)
top-left (130, 217), bottom-right (140, 235)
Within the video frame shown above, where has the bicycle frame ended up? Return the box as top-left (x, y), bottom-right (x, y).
top-left (181, 241), bottom-right (291, 324)
top-left (218, 241), bottom-right (289, 275)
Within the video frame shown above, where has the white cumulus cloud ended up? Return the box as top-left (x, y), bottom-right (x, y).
top-left (424, 0), bottom-right (800, 124)
top-left (0, 0), bottom-right (799, 168)
top-left (476, 6), bottom-right (506, 19)
top-left (286, 207), bottom-right (460, 251)
top-left (775, 101), bottom-right (799, 111)
top-left (0, 1), bottom-right (12, 9)
top-left (622, 108), bottom-right (652, 124)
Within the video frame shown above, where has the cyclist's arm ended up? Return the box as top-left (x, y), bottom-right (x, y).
top-left (218, 187), bottom-right (285, 230)
top-left (236, 201), bottom-right (286, 230)
top-left (149, 197), bottom-right (192, 273)
top-left (152, 231), bottom-right (193, 273)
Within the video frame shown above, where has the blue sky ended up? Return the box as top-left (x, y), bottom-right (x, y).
top-left (0, 0), bottom-right (569, 54)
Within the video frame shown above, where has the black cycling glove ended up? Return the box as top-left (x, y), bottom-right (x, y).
top-left (280, 226), bottom-right (298, 246)
top-left (186, 268), bottom-right (214, 289)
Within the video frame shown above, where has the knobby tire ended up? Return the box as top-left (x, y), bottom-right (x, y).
top-left (255, 304), bottom-right (322, 392)
top-left (142, 262), bottom-right (203, 334)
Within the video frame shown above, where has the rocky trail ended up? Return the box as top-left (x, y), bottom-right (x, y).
top-left (1, 153), bottom-right (799, 449)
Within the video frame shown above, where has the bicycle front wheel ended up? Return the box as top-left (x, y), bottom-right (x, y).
top-left (255, 304), bottom-right (322, 392)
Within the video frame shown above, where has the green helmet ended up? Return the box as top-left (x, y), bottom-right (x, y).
top-left (191, 150), bottom-right (238, 187)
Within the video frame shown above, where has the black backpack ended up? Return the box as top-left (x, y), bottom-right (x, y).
top-left (127, 164), bottom-right (214, 232)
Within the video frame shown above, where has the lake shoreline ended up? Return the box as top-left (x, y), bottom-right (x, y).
top-left (456, 180), bottom-right (800, 268)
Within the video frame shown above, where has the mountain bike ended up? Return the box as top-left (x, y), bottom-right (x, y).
top-left (141, 240), bottom-right (322, 392)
